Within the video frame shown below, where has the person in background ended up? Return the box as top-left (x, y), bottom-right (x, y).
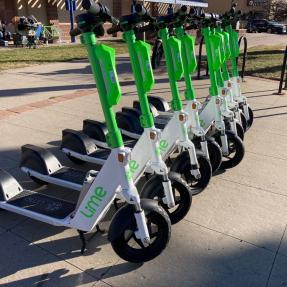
top-left (0, 20), bottom-right (4, 40)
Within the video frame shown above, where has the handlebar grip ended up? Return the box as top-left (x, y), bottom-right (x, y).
top-left (70, 27), bottom-right (82, 37)
top-left (82, 0), bottom-right (101, 14)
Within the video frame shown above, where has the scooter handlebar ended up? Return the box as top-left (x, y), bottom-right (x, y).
top-left (82, 0), bottom-right (101, 15)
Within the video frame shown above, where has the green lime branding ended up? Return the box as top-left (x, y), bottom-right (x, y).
top-left (80, 187), bottom-right (107, 218)
top-left (129, 160), bottom-right (139, 174)
top-left (159, 139), bottom-right (169, 154)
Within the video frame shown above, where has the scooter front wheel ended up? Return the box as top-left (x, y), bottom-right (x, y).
top-left (170, 151), bottom-right (212, 196)
top-left (240, 112), bottom-right (248, 132)
top-left (247, 106), bottom-right (254, 129)
top-left (219, 131), bottom-right (245, 170)
top-left (207, 139), bottom-right (223, 173)
top-left (141, 172), bottom-right (192, 224)
top-left (109, 200), bottom-right (171, 263)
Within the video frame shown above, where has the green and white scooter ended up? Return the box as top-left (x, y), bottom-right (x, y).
top-left (22, 1), bottom-right (193, 224)
top-left (224, 22), bottom-right (254, 129)
top-left (68, 4), bottom-right (212, 195)
top-left (144, 9), bottom-right (223, 173)
top-left (0, 4), bottom-right (172, 263)
top-left (198, 15), bottom-right (245, 169)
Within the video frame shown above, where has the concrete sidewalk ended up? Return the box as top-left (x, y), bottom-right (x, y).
top-left (0, 59), bottom-right (287, 287)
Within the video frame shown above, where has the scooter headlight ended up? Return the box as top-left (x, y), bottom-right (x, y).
top-left (179, 113), bottom-right (187, 123)
top-left (149, 131), bottom-right (158, 140)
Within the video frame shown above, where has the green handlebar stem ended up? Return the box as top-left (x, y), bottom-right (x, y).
top-left (175, 26), bottom-right (196, 101)
top-left (123, 30), bottom-right (155, 128)
top-left (225, 24), bottom-right (239, 77)
top-left (81, 32), bottom-right (123, 148)
top-left (202, 27), bottom-right (219, 96)
top-left (158, 28), bottom-right (183, 111)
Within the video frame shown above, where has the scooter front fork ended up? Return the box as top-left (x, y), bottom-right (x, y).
top-left (220, 132), bottom-right (229, 156)
top-left (242, 102), bottom-right (250, 121)
top-left (200, 137), bottom-right (210, 161)
top-left (120, 152), bottom-right (151, 244)
top-left (149, 130), bottom-right (175, 209)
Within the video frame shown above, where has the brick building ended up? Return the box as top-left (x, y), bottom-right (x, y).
top-left (0, 0), bottom-right (277, 41)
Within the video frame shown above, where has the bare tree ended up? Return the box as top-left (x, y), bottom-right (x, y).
top-left (269, 0), bottom-right (287, 21)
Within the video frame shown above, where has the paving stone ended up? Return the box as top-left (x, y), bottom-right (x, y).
top-left (102, 221), bottom-right (274, 287)
top-left (187, 179), bottom-right (287, 252)
top-left (12, 219), bottom-right (120, 280)
top-left (217, 151), bottom-right (287, 196)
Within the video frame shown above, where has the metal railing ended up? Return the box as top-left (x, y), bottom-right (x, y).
top-left (237, 35), bottom-right (248, 80)
top-left (197, 35), bottom-right (248, 80)
top-left (278, 45), bottom-right (287, 95)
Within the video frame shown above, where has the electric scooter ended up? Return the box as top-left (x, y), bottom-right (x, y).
top-left (223, 10), bottom-right (254, 129)
top-left (20, 1), bottom-right (192, 224)
top-left (144, 8), bottom-right (223, 173)
top-left (63, 4), bottom-right (212, 196)
top-left (0, 2), bottom-right (172, 263)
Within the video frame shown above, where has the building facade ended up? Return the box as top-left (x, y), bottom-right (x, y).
top-left (0, 0), bottom-right (279, 40)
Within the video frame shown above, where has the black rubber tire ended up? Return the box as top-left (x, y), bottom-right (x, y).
top-left (247, 106), bottom-right (254, 130)
top-left (219, 131), bottom-right (245, 170)
top-left (240, 112), bottom-right (248, 132)
top-left (110, 202), bottom-right (171, 263)
top-left (207, 139), bottom-right (223, 173)
top-left (225, 120), bottom-right (244, 141)
top-left (236, 122), bottom-right (245, 141)
top-left (66, 154), bottom-right (86, 165)
top-left (151, 40), bottom-right (164, 69)
top-left (141, 172), bottom-right (192, 224)
top-left (170, 151), bottom-right (212, 196)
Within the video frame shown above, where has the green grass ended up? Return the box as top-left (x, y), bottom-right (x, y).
top-left (0, 40), bottom-right (128, 71)
top-left (1, 42), bottom-right (286, 81)
top-left (238, 45), bottom-right (286, 81)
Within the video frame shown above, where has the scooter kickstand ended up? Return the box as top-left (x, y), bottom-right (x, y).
top-left (78, 230), bottom-right (87, 254)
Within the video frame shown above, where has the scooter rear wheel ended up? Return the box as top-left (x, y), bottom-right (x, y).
top-left (170, 151), bottom-right (212, 196)
top-left (141, 172), bottom-right (192, 224)
top-left (219, 131), bottom-right (245, 170)
top-left (110, 201), bottom-right (171, 263)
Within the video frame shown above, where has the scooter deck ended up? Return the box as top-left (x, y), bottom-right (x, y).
top-left (8, 190), bottom-right (76, 219)
top-left (51, 167), bottom-right (87, 185)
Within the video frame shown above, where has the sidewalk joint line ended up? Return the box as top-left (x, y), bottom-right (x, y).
top-left (246, 150), bottom-right (287, 161)
top-left (265, 223), bottom-right (287, 287)
top-left (184, 219), bottom-right (277, 255)
top-left (217, 177), bottom-right (287, 198)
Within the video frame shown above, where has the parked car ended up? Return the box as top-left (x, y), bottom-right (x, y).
top-left (246, 19), bottom-right (286, 34)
